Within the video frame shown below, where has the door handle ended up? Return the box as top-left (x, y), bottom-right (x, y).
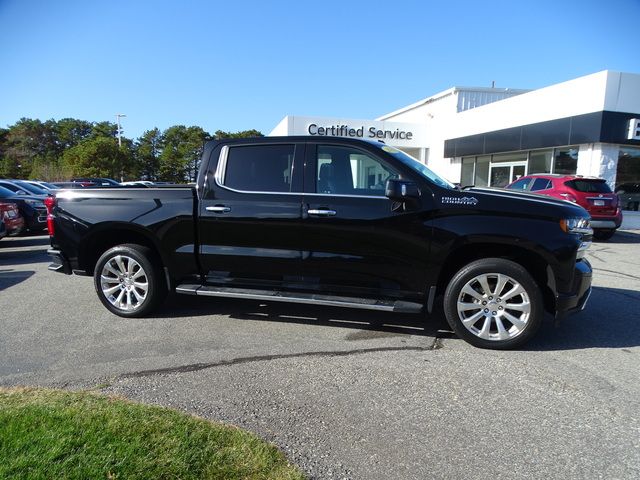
top-left (308, 209), bottom-right (337, 216)
top-left (206, 205), bottom-right (231, 213)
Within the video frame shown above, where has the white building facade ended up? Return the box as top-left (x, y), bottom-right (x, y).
top-left (270, 71), bottom-right (640, 210)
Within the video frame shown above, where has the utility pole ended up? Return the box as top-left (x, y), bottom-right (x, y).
top-left (115, 114), bottom-right (127, 182)
top-left (115, 113), bottom-right (126, 148)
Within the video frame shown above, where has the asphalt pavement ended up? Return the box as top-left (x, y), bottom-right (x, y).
top-left (1, 229), bottom-right (639, 479)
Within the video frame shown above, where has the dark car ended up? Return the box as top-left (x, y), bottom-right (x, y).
top-left (506, 174), bottom-right (622, 240)
top-left (615, 182), bottom-right (640, 211)
top-left (71, 177), bottom-right (120, 187)
top-left (0, 179), bottom-right (50, 196)
top-left (0, 186), bottom-right (47, 232)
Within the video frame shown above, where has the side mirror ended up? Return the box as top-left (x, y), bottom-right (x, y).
top-left (385, 178), bottom-right (420, 201)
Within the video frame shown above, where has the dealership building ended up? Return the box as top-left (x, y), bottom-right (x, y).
top-left (270, 70), bottom-right (640, 210)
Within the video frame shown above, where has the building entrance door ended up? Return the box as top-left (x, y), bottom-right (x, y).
top-left (489, 161), bottom-right (527, 187)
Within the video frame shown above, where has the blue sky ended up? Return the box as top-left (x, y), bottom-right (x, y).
top-left (1, 0), bottom-right (639, 139)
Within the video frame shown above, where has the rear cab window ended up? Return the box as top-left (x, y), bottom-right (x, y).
top-left (216, 144), bottom-right (297, 193)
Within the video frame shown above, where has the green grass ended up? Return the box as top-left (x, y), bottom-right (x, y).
top-left (0, 387), bottom-right (305, 480)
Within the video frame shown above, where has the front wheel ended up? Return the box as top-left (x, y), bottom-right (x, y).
top-left (94, 244), bottom-right (166, 317)
top-left (443, 258), bottom-right (544, 349)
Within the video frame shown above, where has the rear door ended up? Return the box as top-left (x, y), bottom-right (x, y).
top-left (299, 142), bottom-right (432, 300)
top-left (198, 141), bottom-right (305, 287)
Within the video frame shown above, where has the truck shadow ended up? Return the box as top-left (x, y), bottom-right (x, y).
top-left (525, 286), bottom-right (640, 350)
top-left (603, 230), bottom-right (640, 244)
top-left (160, 293), bottom-right (454, 339)
top-left (160, 285), bottom-right (640, 350)
top-left (0, 269), bottom-right (35, 290)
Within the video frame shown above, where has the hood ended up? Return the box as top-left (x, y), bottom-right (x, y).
top-left (437, 186), bottom-right (589, 220)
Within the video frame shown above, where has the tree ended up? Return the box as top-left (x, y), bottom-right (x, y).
top-left (2, 118), bottom-right (53, 178)
top-left (214, 129), bottom-right (263, 139)
top-left (158, 125), bottom-right (211, 182)
top-left (62, 136), bottom-right (132, 179)
top-left (56, 118), bottom-right (93, 152)
top-left (134, 128), bottom-right (162, 181)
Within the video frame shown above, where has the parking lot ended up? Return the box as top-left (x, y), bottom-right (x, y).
top-left (1, 225), bottom-right (639, 479)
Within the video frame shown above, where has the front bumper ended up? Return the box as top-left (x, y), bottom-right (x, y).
top-left (555, 259), bottom-right (592, 319)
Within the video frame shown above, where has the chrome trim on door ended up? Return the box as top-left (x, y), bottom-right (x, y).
top-left (206, 206), bottom-right (231, 213)
top-left (308, 209), bottom-right (337, 216)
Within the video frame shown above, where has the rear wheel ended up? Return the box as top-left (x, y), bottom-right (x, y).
top-left (94, 244), bottom-right (166, 317)
top-left (443, 258), bottom-right (544, 349)
top-left (593, 229), bottom-right (615, 241)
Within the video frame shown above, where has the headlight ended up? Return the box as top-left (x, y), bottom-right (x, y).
top-left (560, 217), bottom-right (592, 234)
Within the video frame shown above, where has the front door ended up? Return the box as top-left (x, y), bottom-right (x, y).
top-left (298, 142), bottom-right (431, 300)
top-left (489, 161), bottom-right (527, 187)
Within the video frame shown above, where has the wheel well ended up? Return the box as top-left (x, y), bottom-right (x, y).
top-left (436, 244), bottom-right (555, 312)
top-left (79, 228), bottom-right (162, 276)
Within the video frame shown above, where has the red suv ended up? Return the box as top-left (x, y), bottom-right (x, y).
top-left (506, 174), bottom-right (622, 240)
top-left (0, 201), bottom-right (25, 236)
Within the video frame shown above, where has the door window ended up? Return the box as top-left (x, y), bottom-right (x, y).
top-left (530, 178), bottom-right (552, 191)
top-left (508, 177), bottom-right (532, 191)
top-left (316, 145), bottom-right (398, 196)
top-left (221, 144), bottom-right (295, 193)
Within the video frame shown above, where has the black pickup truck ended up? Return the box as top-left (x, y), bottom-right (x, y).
top-left (47, 136), bottom-right (593, 349)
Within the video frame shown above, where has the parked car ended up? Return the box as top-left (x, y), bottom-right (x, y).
top-left (0, 216), bottom-right (5, 240)
top-left (25, 180), bottom-right (60, 191)
top-left (51, 182), bottom-right (89, 189)
top-left (506, 174), bottom-right (622, 240)
top-left (0, 201), bottom-right (25, 235)
top-left (71, 177), bottom-right (120, 186)
top-left (615, 182), bottom-right (640, 211)
top-left (120, 181), bottom-right (154, 187)
top-left (47, 137), bottom-right (593, 350)
top-left (0, 179), bottom-right (50, 196)
top-left (0, 186), bottom-right (47, 232)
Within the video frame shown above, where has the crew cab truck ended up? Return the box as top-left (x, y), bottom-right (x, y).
top-left (47, 137), bottom-right (593, 349)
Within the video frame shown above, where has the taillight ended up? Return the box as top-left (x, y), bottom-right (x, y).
top-left (44, 195), bottom-right (56, 236)
top-left (560, 193), bottom-right (577, 203)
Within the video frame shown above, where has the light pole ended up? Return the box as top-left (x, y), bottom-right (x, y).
top-left (115, 113), bottom-right (126, 148)
top-left (115, 114), bottom-right (127, 182)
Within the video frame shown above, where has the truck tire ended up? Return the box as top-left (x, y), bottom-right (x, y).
top-left (443, 258), bottom-right (543, 349)
top-left (93, 244), bottom-right (166, 317)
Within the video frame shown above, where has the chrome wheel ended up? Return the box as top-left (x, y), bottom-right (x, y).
top-left (456, 273), bottom-right (531, 341)
top-left (100, 254), bottom-right (149, 311)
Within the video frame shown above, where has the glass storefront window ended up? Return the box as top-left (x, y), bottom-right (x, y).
top-left (616, 147), bottom-right (640, 211)
top-left (461, 157), bottom-right (475, 187)
top-left (529, 149), bottom-right (553, 174)
top-left (475, 156), bottom-right (490, 187)
top-left (491, 152), bottom-right (528, 163)
top-left (553, 146), bottom-right (578, 174)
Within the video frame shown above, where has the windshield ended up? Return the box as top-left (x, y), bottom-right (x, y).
top-left (14, 180), bottom-right (49, 195)
top-left (376, 144), bottom-right (455, 189)
top-left (0, 186), bottom-right (17, 198)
